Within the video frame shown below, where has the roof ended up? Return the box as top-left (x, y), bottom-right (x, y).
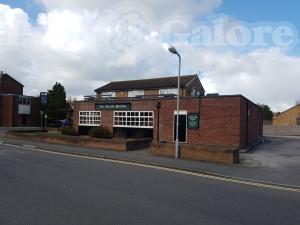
top-left (275, 104), bottom-right (300, 117)
top-left (95, 74), bottom-right (198, 92)
top-left (0, 72), bottom-right (24, 87)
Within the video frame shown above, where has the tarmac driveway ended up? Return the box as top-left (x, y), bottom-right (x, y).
top-left (241, 136), bottom-right (300, 170)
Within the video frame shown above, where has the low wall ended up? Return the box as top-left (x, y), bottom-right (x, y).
top-left (151, 142), bottom-right (239, 165)
top-left (6, 131), bottom-right (151, 152)
top-left (263, 125), bottom-right (300, 136)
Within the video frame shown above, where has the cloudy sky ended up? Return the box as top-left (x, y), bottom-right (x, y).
top-left (0, 0), bottom-right (299, 112)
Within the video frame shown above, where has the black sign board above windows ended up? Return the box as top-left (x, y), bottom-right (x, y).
top-left (95, 103), bottom-right (131, 111)
top-left (187, 113), bottom-right (199, 129)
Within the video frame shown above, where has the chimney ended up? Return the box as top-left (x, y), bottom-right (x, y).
top-left (0, 71), bottom-right (3, 75)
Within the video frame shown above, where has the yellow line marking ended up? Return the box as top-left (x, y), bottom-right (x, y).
top-left (1, 143), bottom-right (300, 193)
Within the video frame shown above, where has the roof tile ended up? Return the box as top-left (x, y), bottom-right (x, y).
top-left (95, 74), bottom-right (198, 92)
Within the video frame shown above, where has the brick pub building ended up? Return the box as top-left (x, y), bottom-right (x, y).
top-left (74, 74), bottom-right (263, 153)
top-left (0, 71), bottom-right (41, 127)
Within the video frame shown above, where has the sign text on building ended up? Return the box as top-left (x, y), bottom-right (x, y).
top-left (187, 113), bottom-right (199, 129)
top-left (95, 103), bottom-right (131, 111)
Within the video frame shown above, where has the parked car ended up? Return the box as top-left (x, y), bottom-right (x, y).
top-left (47, 119), bottom-right (59, 126)
top-left (60, 119), bottom-right (71, 126)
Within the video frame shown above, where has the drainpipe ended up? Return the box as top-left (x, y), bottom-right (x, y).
top-left (156, 101), bottom-right (161, 142)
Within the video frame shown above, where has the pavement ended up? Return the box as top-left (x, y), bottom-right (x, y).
top-left (1, 141), bottom-right (300, 225)
top-left (241, 137), bottom-right (300, 169)
top-left (1, 127), bottom-right (300, 187)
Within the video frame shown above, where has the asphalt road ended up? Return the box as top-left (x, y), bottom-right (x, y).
top-left (1, 143), bottom-right (299, 225)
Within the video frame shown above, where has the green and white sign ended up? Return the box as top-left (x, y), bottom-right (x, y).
top-left (95, 103), bottom-right (131, 110)
top-left (187, 113), bottom-right (199, 129)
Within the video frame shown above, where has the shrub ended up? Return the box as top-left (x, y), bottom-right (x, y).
top-left (89, 126), bottom-right (113, 139)
top-left (61, 127), bottom-right (78, 136)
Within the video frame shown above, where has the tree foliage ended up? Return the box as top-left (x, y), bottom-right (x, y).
top-left (45, 82), bottom-right (69, 120)
top-left (259, 104), bottom-right (274, 121)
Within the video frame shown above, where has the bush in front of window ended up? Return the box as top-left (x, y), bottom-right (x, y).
top-left (89, 126), bottom-right (113, 139)
top-left (61, 127), bottom-right (78, 136)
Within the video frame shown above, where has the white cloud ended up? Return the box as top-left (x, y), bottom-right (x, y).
top-left (37, 0), bottom-right (223, 18)
top-left (183, 47), bottom-right (300, 111)
top-left (1, 2), bottom-right (300, 113)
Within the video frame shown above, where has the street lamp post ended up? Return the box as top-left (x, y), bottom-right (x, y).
top-left (168, 46), bottom-right (181, 159)
top-left (40, 110), bottom-right (44, 129)
top-left (44, 113), bottom-right (48, 131)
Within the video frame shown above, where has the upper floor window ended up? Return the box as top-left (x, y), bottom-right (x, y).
top-left (101, 92), bottom-right (116, 98)
top-left (128, 90), bottom-right (144, 98)
top-left (19, 97), bottom-right (31, 105)
top-left (159, 88), bottom-right (178, 96)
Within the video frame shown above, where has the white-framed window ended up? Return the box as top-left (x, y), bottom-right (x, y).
top-left (114, 111), bottom-right (154, 128)
top-left (159, 88), bottom-right (178, 96)
top-left (79, 111), bottom-right (101, 126)
top-left (19, 96), bottom-right (31, 105)
top-left (128, 90), bottom-right (144, 98)
top-left (101, 92), bottom-right (116, 98)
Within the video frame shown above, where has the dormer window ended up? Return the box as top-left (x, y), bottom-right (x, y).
top-left (128, 90), bottom-right (144, 98)
top-left (101, 92), bottom-right (116, 98)
top-left (159, 88), bottom-right (178, 96)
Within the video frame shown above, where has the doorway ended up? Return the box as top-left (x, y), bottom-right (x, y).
top-left (21, 115), bottom-right (27, 126)
top-left (173, 111), bottom-right (187, 142)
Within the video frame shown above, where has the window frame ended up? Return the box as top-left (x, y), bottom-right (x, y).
top-left (79, 111), bottom-right (101, 126)
top-left (18, 96), bottom-right (31, 105)
top-left (128, 90), bottom-right (145, 98)
top-left (101, 92), bottom-right (116, 98)
top-left (113, 111), bottom-right (154, 128)
top-left (159, 88), bottom-right (178, 96)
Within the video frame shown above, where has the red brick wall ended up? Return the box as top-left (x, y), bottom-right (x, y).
top-left (195, 97), bottom-right (241, 147)
top-left (73, 100), bottom-right (158, 136)
top-left (240, 98), bottom-right (263, 147)
top-left (0, 75), bottom-right (23, 95)
top-left (73, 96), bottom-right (262, 148)
top-left (29, 97), bottom-right (42, 126)
top-left (0, 95), bottom-right (41, 127)
top-left (185, 77), bottom-right (205, 96)
top-left (0, 95), bottom-right (14, 126)
top-left (151, 142), bottom-right (239, 164)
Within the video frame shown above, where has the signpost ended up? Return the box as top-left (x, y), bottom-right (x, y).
top-left (95, 103), bottom-right (131, 111)
top-left (40, 92), bottom-right (48, 131)
top-left (187, 113), bottom-right (199, 129)
top-left (44, 113), bottom-right (48, 131)
top-left (40, 110), bottom-right (44, 129)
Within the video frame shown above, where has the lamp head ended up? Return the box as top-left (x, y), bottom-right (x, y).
top-left (168, 46), bottom-right (178, 55)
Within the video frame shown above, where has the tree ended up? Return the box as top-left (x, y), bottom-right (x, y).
top-left (259, 104), bottom-right (274, 121)
top-left (45, 82), bottom-right (69, 120)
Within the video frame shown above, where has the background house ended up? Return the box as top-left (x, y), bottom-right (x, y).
top-left (0, 71), bottom-right (41, 127)
top-left (94, 74), bottom-right (205, 99)
top-left (273, 104), bottom-right (300, 126)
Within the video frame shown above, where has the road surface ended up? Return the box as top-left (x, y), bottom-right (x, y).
top-left (0, 143), bottom-right (299, 225)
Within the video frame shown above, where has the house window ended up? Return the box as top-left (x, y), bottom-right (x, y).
top-left (159, 88), bottom-right (178, 96)
top-left (297, 117), bottom-right (300, 125)
top-left (79, 111), bottom-right (101, 126)
top-left (101, 92), bottom-right (116, 98)
top-left (19, 97), bottom-right (31, 105)
top-left (128, 90), bottom-right (144, 98)
top-left (113, 111), bottom-right (154, 128)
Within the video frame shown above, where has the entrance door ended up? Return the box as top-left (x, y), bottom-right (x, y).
top-left (22, 115), bottom-right (27, 126)
top-left (173, 114), bottom-right (187, 142)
